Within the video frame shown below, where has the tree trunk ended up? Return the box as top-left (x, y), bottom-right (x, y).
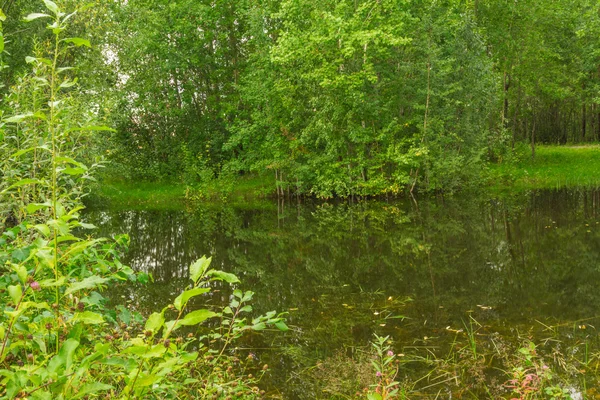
top-left (582, 103), bottom-right (587, 142)
top-left (531, 119), bottom-right (536, 160)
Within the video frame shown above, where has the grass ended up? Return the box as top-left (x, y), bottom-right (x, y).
top-left (86, 174), bottom-right (275, 210)
top-left (89, 145), bottom-right (600, 208)
top-left (488, 144), bottom-right (600, 191)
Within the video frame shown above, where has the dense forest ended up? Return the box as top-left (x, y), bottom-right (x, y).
top-left (2, 0), bottom-right (600, 198)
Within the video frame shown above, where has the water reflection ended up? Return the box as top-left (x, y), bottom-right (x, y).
top-left (87, 189), bottom-right (600, 397)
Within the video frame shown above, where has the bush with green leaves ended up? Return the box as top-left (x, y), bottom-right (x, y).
top-left (0, 2), bottom-right (287, 399)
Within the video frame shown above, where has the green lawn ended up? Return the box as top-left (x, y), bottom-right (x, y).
top-left (488, 145), bottom-right (600, 191)
top-left (88, 174), bottom-right (275, 210)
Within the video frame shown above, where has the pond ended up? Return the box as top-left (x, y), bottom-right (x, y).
top-left (86, 189), bottom-right (600, 398)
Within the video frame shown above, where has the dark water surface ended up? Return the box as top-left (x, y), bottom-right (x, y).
top-left (87, 189), bottom-right (600, 398)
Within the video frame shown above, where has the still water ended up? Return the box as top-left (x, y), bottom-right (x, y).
top-left (87, 189), bottom-right (600, 398)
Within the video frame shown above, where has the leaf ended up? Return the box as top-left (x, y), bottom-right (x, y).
top-left (61, 167), bottom-right (86, 175)
top-left (48, 218), bottom-right (70, 236)
top-left (175, 309), bottom-right (217, 329)
top-left (206, 270), bottom-right (240, 284)
top-left (59, 78), bottom-right (78, 89)
top-left (4, 178), bottom-right (43, 192)
top-left (43, 0), bottom-right (60, 15)
top-left (251, 322), bottom-right (266, 331)
top-left (173, 287), bottom-right (210, 311)
top-left (145, 311), bottom-right (164, 334)
top-left (63, 37), bottom-right (91, 48)
top-left (189, 256), bottom-right (211, 283)
top-left (72, 382), bottom-right (113, 399)
top-left (135, 372), bottom-right (160, 387)
top-left (23, 13), bottom-right (51, 22)
top-left (125, 344), bottom-right (166, 358)
top-left (0, 9), bottom-right (6, 21)
top-left (12, 147), bottom-right (36, 158)
top-left (65, 125), bottom-right (116, 133)
top-left (48, 339), bottom-right (79, 374)
top-left (34, 224), bottom-right (50, 237)
top-left (65, 276), bottom-right (109, 295)
top-left (56, 156), bottom-right (86, 167)
top-left (27, 203), bottom-right (51, 214)
top-left (72, 312), bottom-right (104, 325)
top-left (14, 264), bottom-right (27, 284)
top-left (8, 285), bottom-right (21, 304)
top-left (11, 248), bottom-right (29, 262)
top-left (367, 394), bottom-right (383, 400)
top-left (5, 113), bottom-right (34, 123)
top-left (274, 321), bottom-right (289, 331)
top-left (240, 305), bottom-right (252, 313)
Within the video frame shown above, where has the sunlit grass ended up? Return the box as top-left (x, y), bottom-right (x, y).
top-left (88, 174), bottom-right (275, 210)
top-left (489, 145), bottom-right (600, 191)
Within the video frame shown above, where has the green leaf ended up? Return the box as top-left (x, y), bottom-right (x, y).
top-left (72, 382), bottom-right (113, 399)
top-left (173, 287), bottom-right (210, 311)
top-left (206, 270), bottom-right (240, 284)
top-left (59, 79), bottom-right (78, 89)
top-left (34, 224), bottom-right (50, 237)
top-left (48, 218), bottom-right (70, 236)
top-left (65, 276), bottom-right (109, 296)
top-left (135, 372), bottom-right (160, 387)
top-left (65, 125), bottom-right (116, 133)
top-left (63, 37), bottom-right (91, 48)
top-left (251, 322), bottom-right (266, 331)
top-left (26, 203), bottom-right (51, 214)
top-left (176, 309), bottom-right (217, 328)
top-left (274, 321), bottom-right (289, 331)
top-left (125, 343), bottom-right (166, 358)
top-left (11, 248), bottom-right (29, 262)
top-left (23, 13), bottom-right (51, 22)
top-left (72, 311), bottom-right (104, 325)
top-left (48, 339), bottom-right (79, 374)
top-left (5, 113), bottom-right (35, 123)
top-left (0, 9), bottom-right (6, 21)
top-left (4, 178), bottom-right (43, 192)
top-left (367, 394), bottom-right (383, 400)
top-left (43, 0), bottom-right (60, 15)
top-left (189, 256), bottom-right (211, 283)
top-left (145, 311), bottom-right (164, 334)
top-left (8, 285), bottom-right (21, 304)
top-left (14, 264), bottom-right (27, 284)
top-left (61, 167), bottom-right (86, 175)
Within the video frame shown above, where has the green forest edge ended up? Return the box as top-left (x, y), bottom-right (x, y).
top-left (0, 2), bottom-right (293, 399)
top-left (35, 0), bottom-right (600, 207)
top-left (92, 144), bottom-right (600, 209)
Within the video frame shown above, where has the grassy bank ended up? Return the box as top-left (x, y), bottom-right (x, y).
top-left (87, 174), bottom-right (274, 210)
top-left (90, 145), bottom-right (600, 208)
top-left (488, 144), bottom-right (600, 191)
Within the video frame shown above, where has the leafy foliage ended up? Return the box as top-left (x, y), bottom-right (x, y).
top-left (0, 2), bottom-right (286, 398)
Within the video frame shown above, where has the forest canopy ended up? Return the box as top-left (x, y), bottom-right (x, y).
top-left (2, 0), bottom-right (600, 197)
